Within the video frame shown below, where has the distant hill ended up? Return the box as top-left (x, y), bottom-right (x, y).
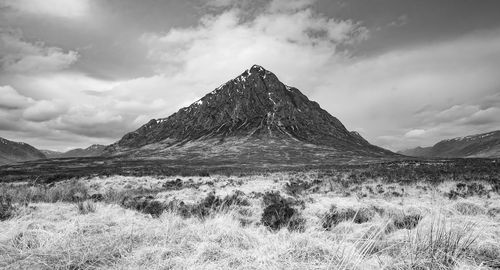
top-left (42, 144), bottom-right (106, 158)
top-left (0, 137), bottom-right (46, 165)
top-left (40, 149), bottom-right (63, 158)
top-left (104, 65), bottom-right (397, 165)
top-left (398, 130), bottom-right (500, 158)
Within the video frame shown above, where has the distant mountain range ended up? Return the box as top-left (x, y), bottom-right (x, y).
top-left (398, 130), bottom-right (500, 158)
top-left (104, 65), bottom-right (397, 164)
top-left (41, 144), bottom-right (106, 158)
top-left (0, 137), bottom-right (46, 165)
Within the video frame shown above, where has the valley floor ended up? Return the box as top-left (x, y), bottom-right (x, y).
top-left (1, 172), bottom-right (500, 269)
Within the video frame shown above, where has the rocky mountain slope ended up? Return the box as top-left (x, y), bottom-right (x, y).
top-left (0, 137), bottom-right (46, 165)
top-left (42, 144), bottom-right (106, 158)
top-left (398, 130), bottom-right (500, 158)
top-left (105, 65), bottom-right (396, 164)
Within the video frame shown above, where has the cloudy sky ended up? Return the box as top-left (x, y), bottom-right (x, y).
top-left (1, 0), bottom-right (499, 151)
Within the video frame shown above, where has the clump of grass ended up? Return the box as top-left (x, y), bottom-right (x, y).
top-left (322, 205), bottom-right (376, 230)
top-left (452, 201), bottom-right (486, 216)
top-left (121, 195), bottom-right (165, 217)
top-left (393, 216), bottom-right (478, 269)
top-left (121, 191), bottom-right (251, 219)
top-left (0, 194), bottom-right (17, 221)
top-left (0, 179), bottom-right (90, 205)
top-left (75, 200), bottom-right (97, 215)
top-left (487, 207), bottom-right (500, 218)
top-left (446, 182), bottom-right (488, 199)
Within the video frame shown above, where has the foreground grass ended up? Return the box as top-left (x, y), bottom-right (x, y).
top-left (1, 173), bottom-right (500, 269)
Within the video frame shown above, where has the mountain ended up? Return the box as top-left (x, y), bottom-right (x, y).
top-left (42, 144), bottom-right (106, 159)
top-left (41, 149), bottom-right (63, 158)
top-left (398, 130), bottom-right (500, 158)
top-left (0, 137), bottom-right (46, 165)
top-left (105, 65), bottom-right (396, 164)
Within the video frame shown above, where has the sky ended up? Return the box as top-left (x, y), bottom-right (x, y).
top-left (0, 0), bottom-right (499, 152)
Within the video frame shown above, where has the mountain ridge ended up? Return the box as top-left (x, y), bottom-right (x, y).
top-left (398, 130), bottom-right (500, 158)
top-left (0, 137), bottom-right (47, 165)
top-left (42, 144), bottom-right (106, 158)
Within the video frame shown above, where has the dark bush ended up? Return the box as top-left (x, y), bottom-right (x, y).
top-left (191, 191), bottom-right (250, 218)
top-left (261, 201), bottom-right (295, 231)
top-left (322, 205), bottom-right (375, 230)
top-left (161, 191), bottom-right (250, 219)
top-left (446, 182), bottom-right (488, 199)
top-left (284, 179), bottom-right (313, 196)
top-left (0, 195), bottom-right (16, 221)
top-left (162, 178), bottom-right (183, 190)
top-left (121, 195), bottom-right (165, 217)
top-left (89, 193), bottom-right (104, 202)
top-left (487, 207), bottom-right (500, 218)
top-left (199, 171), bottom-right (210, 177)
top-left (260, 191), bottom-right (303, 231)
top-left (287, 214), bottom-right (306, 232)
top-left (391, 212), bottom-right (422, 230)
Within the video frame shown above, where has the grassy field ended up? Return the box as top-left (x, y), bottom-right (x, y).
top-left (1, 171), bottom-right (500, 269)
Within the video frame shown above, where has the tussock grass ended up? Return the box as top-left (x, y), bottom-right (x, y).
top-left (390, 215), bottom-right (478, 269)
top-left (75, 200), bottom-right (97, 214)
top-left (452, 201), bottom-right (486, 216)
top-left (0, 179), bottom-right (89, 204)
top-left (0, 194), bottom-right (16, 221)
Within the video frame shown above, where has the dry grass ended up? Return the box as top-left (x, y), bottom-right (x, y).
top-left (1, 174), bottom-right (499, 269)
top-left (75, 200), bottom-right (97, 215)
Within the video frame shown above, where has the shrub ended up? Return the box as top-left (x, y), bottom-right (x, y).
top-left (386, 210), bottom-right (423, 231)
top-left (392, 213), bottom-right (422, 230)
top-left (287, 214), bottom-right (307, 232)
top-left (162, 178), bottom-right (183, 189)
top-left (190, 191), bottom-right (250, 218)
top-left (121, 195), bottom-right (165, 217)
top-left (89, 193), bottom-right (104, 202)
top-left (75, 200), bottom-right (97, 215)
top-left (120, 191), bottom-right (250, 219)
top-left (0, 194), bottom-right (16, 221)
top-left (260, 191), bottom-right (303, 231)
top-left (322, 205), bottom-right (375, 230)
top-left (446, 182), bottom-right (488, 199)
top-left (487, 207), bottom-right (500, 218)
top-left (284, 179), bottom-right (313, 196)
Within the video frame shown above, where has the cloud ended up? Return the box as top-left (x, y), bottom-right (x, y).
top-left (404, 129), bottom-right (426, 138)
top-left (0, 85), bottom-right (33, 109)
top-left (0, 29), bottom-right (79, 73)
top-left (141, 4), bottom-right (367, 92)
top-left (388, 14), bottom-right (409, 27)
top-left (268, 0), bottom-right (316, 12)
top-left (22, 99), bottom-right (68, 122)
top-left (1, 0), bottom-right (89, 19)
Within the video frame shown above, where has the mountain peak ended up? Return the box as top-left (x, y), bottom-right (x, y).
top-left (106, 66), bottom-right (395, 161)
top-left (248, 64), bottom-right (268, 73)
